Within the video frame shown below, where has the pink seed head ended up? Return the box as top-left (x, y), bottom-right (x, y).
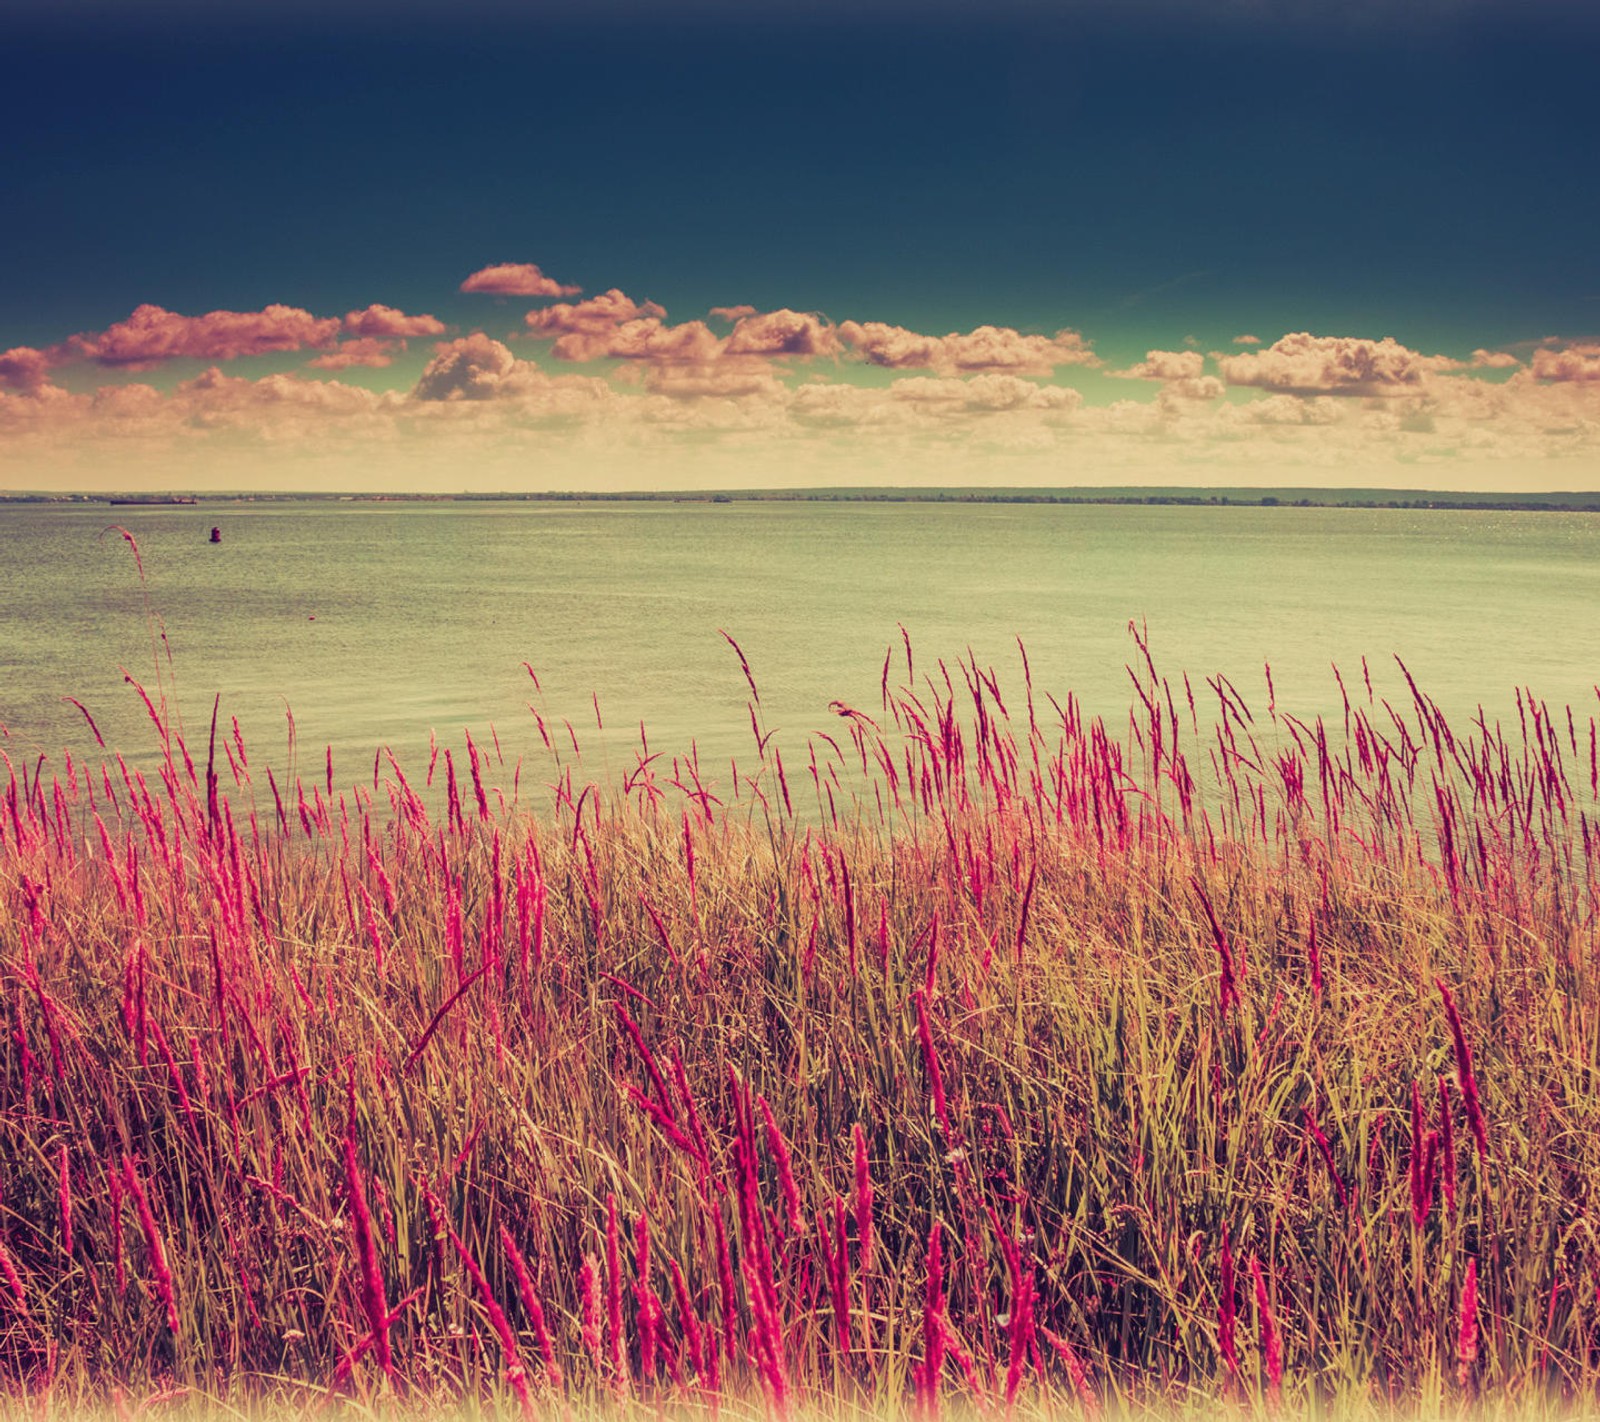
top-left (853, 1122), bottom-right (874, 1269)
top-left (1249, 1253), bottom-right (1283, 1405)
top-left (1457, 1257), bottom-right (1480, 1388)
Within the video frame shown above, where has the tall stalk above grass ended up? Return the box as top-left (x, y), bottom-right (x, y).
top-left (1, 619), bottom-right (1598, 1417)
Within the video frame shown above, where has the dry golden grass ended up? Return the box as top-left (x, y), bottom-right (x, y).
top-left (2, 625), bottom-right (1598, 1417)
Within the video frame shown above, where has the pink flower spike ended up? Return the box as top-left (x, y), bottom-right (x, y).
top-left (1193, 878), bottom-right (1240, 1016)
top-left (853, 1123), bottom-right (874, 1271)
top-left (1457, 1257), bottom-right (1480, 1390)
top-left (758, 1095), bottom-right (806, 1238)
top-left (1038, 1325), bottom-right (1099, 1420)
top-left (500, 1226), bottom-right (561, 1390)
top-left (342, 1072), bottom-right (393, 1384)
top-left (1438, 1077), bottom-right (1458, 1214)
top-left (915, 989), bottom-right (953, 1136)
top-left (1218, 1226), bottom-right (1239, 1385)
top-left (579, 1254), bottom-right (604, 1370)
top-left (1250, 1253), bottom-right (1283, 1406)
top-left (121, 1156), bottom-right (179, 1336)
top-left (58, 1145), bottom-right (73, 1259)
top-left (919, 1222), bottom-right (946, 1419)
top-left (1436, 979), bottom-right (1490, 1167)
top-left (604, 1193), bottom-right (628, 1388)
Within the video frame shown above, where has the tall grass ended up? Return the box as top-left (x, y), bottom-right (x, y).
top-left (2, 612), bottom-right (1599, 1418)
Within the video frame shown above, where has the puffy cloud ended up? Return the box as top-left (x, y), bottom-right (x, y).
top-left (1232, 334), bottom-right (1262, 345)
top-left (836, 320), bottom-right (1096, 376)
top-left (1110, 350), bottom-right (1222, 403)
top-left (11, 268), bottom-right (1600, 488)
top-left (6, 302), bottom-right (444, 384)
top-left (408, 336), bottom-right (622, 423)
top-left (60, 303), bottom-right (343, 369)
top-left (528, 297), bottom-right (839, 368)
top-left (1530, 343), bottom-right (1600, 382)
top-left (644, 359), bottom-right (786, 400)
top-left (0, 381), bottom-right (79, 435)
top-left (1158, 375), bottom-right (1227, 402)
top-left (521, 289), bottom-right (667, 331)
top-left (889, 374), bottom-right (1081, 414)
top-left (789, 382), bottom-right (912, 429)
top-left (523, 290), bottom-right (722, 364)
top-left (1114, 349), bottom-right (1206, 381)
top-left (1234, 394), bottom-right (1346, 426)
top-left (580, 319), bottom-right (723, 365)
top-left (307, 305), bottom-right (446, 369)
top-left (1216, 332), bottom-right (1461, 396)
top-left (781, 373), bottom-right (1084, 434)
top-left (413, 334), bottom-right (529, 401)
top-left (341, 304), bottom-right (447, 339)
top-left (177, 366), bottom-right (385, 415)
top-left (521, 289), bottom-right (689, 361)
top-left (0, 367), bottom-right (402, 448)
top-left (308, 338), bottom-right (399, 370)
top-left (459, 262), bottom-right (581, 297)
top-left (724, 309), bottom-right (841, 358)
top-left (7, 348), bottom-right (1598, 491)
top-left (0, 346), bottom-right (52, 391)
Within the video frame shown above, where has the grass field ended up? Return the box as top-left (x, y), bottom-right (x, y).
top-left (3, 612), bottom-right (1599, 1419)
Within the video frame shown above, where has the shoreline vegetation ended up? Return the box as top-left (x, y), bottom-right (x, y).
top-left (6, 486), bottom-right (1600, 512)
top-left (3, 593), bottom-right (1600, 1415)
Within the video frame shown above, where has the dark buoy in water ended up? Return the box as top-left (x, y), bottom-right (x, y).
top-left (209, 526), bottom-right (222, 543)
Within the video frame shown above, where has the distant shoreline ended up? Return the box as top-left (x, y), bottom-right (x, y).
top-left (7, 486), bottom-right (1600, 513)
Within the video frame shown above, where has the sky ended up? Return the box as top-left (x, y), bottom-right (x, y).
top-left (2, 0), bottom-right (1598, 493)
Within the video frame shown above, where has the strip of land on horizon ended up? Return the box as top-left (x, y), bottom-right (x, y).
top-left (12, 486), bottom-right (1600, 511)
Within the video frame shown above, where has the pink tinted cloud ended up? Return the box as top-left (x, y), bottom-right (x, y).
top-left (460, 263), bottom-right (582, 297)
top-left (1114, 349), bottom-right (1206, 381)
top-left (1470, 348), bottom-right (1521, 370)
top-left (724, 309), bottom-right (841, 358)
top-left (1232, 334), bottom-right (1262, 345)
top-left (413, 334), bottom-right (526, 401)
top-left (1530, 343), bottom-right (1600, 381)
top-left (583, 319), bottom-right (722, 364)
top-left (1159, 375), bottom-right (1227, 402)
top-left (836, 321), bottom-right (1096, 376)
top-left (890, 374), bottom-right (1081, 413)
top-left (177, 366), bottom-right (386, 414)
top-left (523, 290), bottom-right (723, 364)
top-left (784, 373), bottom-right (1083, 431)
top-left (1216, 332), bottom-right (1460, 396)
top-left (529, 297), bottom-right (838, 366)
top-left (0, 381), bottom-right (78, 436)
top-left (342, 304), bottom-right (447, 339)
top-left (60, 303), bottom-right (343, 369)
top-left (0, 346), bottom-right (53, 391)
top-left (524, 290), bottom-right (667, 340)
top-left (308, 338), bottom-right (399, 370)
top-left (645, 359), bottom-right (786, 400)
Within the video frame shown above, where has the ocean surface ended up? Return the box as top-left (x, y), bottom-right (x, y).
top-left (2, 499), bottom-right (1597, 799)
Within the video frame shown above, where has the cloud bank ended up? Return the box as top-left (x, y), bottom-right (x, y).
top-left (5, 261), bottom-right (1598, 492)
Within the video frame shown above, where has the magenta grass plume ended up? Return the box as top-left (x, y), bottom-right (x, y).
top-left (1, 635), bottom-right (1596, 1413)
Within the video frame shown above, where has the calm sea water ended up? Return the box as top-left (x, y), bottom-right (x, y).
top-left (2, 500), bottom-right (1597, 792)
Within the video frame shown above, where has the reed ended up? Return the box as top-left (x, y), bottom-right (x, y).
top-left (2, 624), bottom-right (1599, 1420)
